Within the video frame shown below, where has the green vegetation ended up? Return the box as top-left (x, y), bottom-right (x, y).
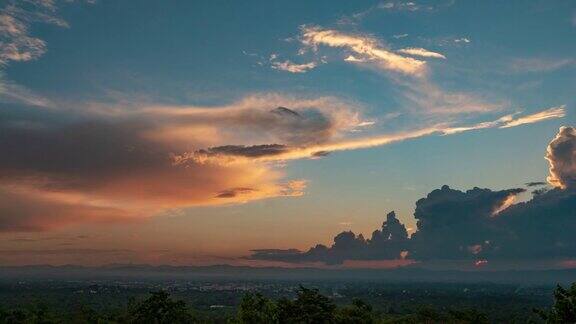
top-left (0, 283), bottom-right (574, 323)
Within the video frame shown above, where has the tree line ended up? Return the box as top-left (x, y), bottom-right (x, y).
top-left (1, 283), bottom-right (574, 323)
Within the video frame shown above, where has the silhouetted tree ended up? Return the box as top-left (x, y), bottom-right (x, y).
top-left (335, 298), bottom-right (376, 323)
top-left (535, 283), bottom-right (576, 323)
top-left (276, 286), bottom-right (336, 323)
top-left (127, 290), bottom-right (196, 324)
top-left (447, 308), bottom-right (489, 323)
top-left (236, 292), bottom-right (277, 323)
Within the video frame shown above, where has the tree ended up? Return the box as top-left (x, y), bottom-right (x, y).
top-left (335, 299), bottom-right (376, 324)
top-left (127, 290), bottom-right (196, 324)
top-left (277, 286), bottom-right (336, 323)
top-left (535, 283), bottom-right (576, 323)
top-left (236, 292), bottom-right (277, 324)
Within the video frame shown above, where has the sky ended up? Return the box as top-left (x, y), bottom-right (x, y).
top-left (0, 0), bottom-right (575, 268)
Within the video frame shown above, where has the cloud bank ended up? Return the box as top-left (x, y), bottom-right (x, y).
top-left (0, 95), bottom-right (364, 231)
top-left (0, 90), bottom-right (565, 232)
top-left (250, 127), bottom-right (576, 266)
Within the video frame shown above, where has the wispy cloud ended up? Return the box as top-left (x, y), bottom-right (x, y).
top-left (378, 1), bottom-right (432, 12)
top-left (294, 26), bottom-right (499, 115)
top-left (509, 58), bottom-right (574, 73)
top-left (0, 0), bottom-right (90, 106)
top-left (397, 47), bottom-right (446, 59)
top-left (188, 106), bottom-right (566, 164)
top-left (0, 76), bottom-right (52, 107)
top-left (393, 33), bottom-right (409, 39)
top-left (442, 106), bottom-right (566, 134)
top-left (301, 26), bottom-right (427, 76)
top-left (499, 106), bottom-right (566, 128)
top-left (271, 60), bottom-right (317, 73)
top-left (454, 37), bottom-right (471, 43)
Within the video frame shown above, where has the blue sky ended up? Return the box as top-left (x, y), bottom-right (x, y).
top-left (0, 0), bottom-right (574, 266)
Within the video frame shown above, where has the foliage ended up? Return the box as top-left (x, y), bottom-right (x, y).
top-left (276, 286), bottom-right (337, 323)
top-left (126, 290), bottom-right (197, 324)
top-left (2, 283), bottom-right (574, 323)
top-left (535, 283), bottom-right (576, 323)
top-left (236, 292), bottom-right (277, 324)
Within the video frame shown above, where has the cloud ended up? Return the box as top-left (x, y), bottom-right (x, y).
top-left (250, 211), bottom-right (409, 264)
top-left (0, 86), bottom-right (565, 233)
top-left (397, 47), bottom-right (446, 59)
top-left (2, 95), bottom-right (361, 231)
top-left (271, 60), bottom-right (317, 73)
top-left (400, 79), bottom-right (504, 115)
top-left (410, 186), bottom-right (526, 260)
top-left (441, 106), bottom-right (566, 134)
top-left (295, 26), bottom-right (500, 115)
top-left (184, 107), bottom-right (565, 165)
top-left (525, 181), bottom-right (547, 187)
top-left (499, 106), bottom-right (566, 129)
top-left (0, 76), bottom-right (52, 107)
top-left (454, 37), bottom-right (471, 43)
top-left (252, 184), bottom-right (576, 264)
top-left (0, 0), bottom-right (89, 106)
top-left (377, 1), bottom-right (430, 12)
top-left (509, 58), bottom-right (574, 73)
top-left (301, 26), bottom-right (427, 76)
top-left (546, 126), bottom-right (576, 189)
top-left (250, 129), bottom-right (576, 265)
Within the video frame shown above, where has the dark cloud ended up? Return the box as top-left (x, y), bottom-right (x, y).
top-left (252, 126), bottom-right (576, 265)
top-left (311, 151), bottom-right (331, 158)
top-left (216, 187), bottom-right (256, 198)
top-left (409, 186), bottom-right (525, 260)
top-left (197, 144), bottom-right (289, 158)
top-left (251, 212), bottom-right (409, 264)
top-left (525, 181), bottom-right (547, 187)
top-left (270, 106), bottom-right (302, 118)
top-left (251, 185), bottom-right (576, 265)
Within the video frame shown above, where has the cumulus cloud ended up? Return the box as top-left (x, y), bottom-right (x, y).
top-left (546, 126), bottom-right (576, 189)
top-left (251, 128), bottom-right (576, 265)
top-left (250, 211), bottom-right (409, 264)
top-left (252, 184), bottom-right (576, 264)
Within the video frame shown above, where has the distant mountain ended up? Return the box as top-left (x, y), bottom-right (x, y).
top-left (1, 264), bottom-right (575, 284)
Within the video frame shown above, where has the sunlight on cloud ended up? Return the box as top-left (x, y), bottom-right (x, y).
top-left (301, 26), bottom-right (428, 76)
top-left (499, 106), bottom-right (566, 128)
top-left (546, 126), bottom-right (576, 189)
top-left (397, 47), bottom-right (446, 59)
top-left (294, 26), bottom-right (499, 115)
